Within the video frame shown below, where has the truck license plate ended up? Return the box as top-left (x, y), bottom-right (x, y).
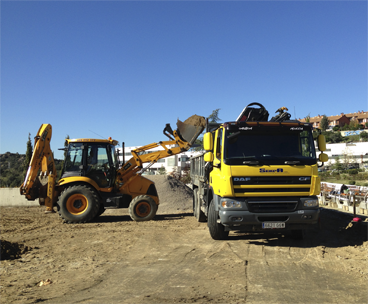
top-left (262, 222), bottom-right (285, 229)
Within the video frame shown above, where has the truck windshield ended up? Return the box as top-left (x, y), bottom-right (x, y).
top-left (224, 127), bottom-right (316, 165)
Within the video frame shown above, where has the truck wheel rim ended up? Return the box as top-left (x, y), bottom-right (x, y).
top-left (66, 194), bottom-right (88, 215)
top-left (135, 202), bottom-right (151, 217)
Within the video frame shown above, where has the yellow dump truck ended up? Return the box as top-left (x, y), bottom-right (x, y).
top-left (190, 103), bottom-right (328, 240)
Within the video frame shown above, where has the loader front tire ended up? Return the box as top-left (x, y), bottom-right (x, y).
top-left (129, 195), bottom-right (158, 221)
top-left (57, 184), bottom-right (100, 223)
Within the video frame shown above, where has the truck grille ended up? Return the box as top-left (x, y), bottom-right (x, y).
top-left (233, 176), bottom-right (311, 185)
top-left (233, 176), bottom-right (311, 195)
top-left (247, 200), bottom-right (298, 213)
top-left (234, 187), bottom-right (309, 193)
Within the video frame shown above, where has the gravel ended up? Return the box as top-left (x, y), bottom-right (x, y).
top-left (146, 175), bottom-right (193, 214)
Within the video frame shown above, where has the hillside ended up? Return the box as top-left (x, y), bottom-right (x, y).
top-left (0, 152), bottom-right (63, 187)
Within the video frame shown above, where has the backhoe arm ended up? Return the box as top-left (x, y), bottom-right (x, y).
top-left (115, 117), bottom-right (205, 189)
top-left (20, 124), bottom-right (56, 210)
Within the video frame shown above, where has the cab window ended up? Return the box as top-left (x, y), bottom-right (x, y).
top-left (215, 128), bottom-right (223, 160)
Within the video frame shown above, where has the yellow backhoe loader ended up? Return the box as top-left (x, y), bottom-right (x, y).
top-left (20, 116), bottom-right (205, 223)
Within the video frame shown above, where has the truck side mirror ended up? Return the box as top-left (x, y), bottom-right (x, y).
top-left (203, 132), bottom-right (213, 151)
top-left (319, 152), bottom-right (328, 163)
top-left (204, 152), bottom-right (214, 162)
top-left (317, 135), bottom-right (326, 152)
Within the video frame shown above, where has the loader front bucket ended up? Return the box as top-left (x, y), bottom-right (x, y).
top-left (176, 115), bottom-right (206, 146)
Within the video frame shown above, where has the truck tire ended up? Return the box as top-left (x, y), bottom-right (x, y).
top-left (57, 184), bottom-right (100, 223)
top-left (208, 200), bottom-right (229, 240)
top-left (193, 188), bottom-right (206, 222)
top-left (129, 195), bottom-right (158, 221)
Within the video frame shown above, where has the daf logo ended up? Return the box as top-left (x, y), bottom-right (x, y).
top-left (299, 177), bottom-right (310, 181)
top-left (234, 177), bottom-right (251, 181)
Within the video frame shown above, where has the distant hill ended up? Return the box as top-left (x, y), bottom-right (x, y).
top-left (0, 152), bottom-right (63, 187)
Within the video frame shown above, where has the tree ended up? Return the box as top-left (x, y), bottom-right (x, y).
top-left (328, 132), bottom-right (343, 143)
top-left (158, 166), bottom-right (166, 175)
top-left (341, 147), bottom-right (354, 170)
top-left (342, 123), bottom-right (350, 131)
top-left (305, 113), bottom-right (311, 123)
top-left (168, 166), bottom-right (180, 179)
top-left (312, 130), bottom-right (320, 140)
top-left (23, 133), bottom-right (33, 180)
top-left (320, 115), bottom-right (329, 131)
top-left (208, 108), bottom-right (221, 123)
top-left (333, 155), bottom-right (343, 172)
top-left (348, 119), bottom-right (359, 131)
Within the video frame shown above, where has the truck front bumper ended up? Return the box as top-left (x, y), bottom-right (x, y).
top-left (219, 209), bottom-right (320, 232)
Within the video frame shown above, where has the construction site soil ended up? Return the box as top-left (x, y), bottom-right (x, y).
top-left (1, 175), bottom-right (367, 304)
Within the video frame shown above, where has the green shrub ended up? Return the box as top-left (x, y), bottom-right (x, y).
top-left (341, 174), bottom-right (349, 180)
top-left (348, 169), bottom-right (358, 175)
top-left (349, 180), bottom-right (356, 185)
top-left (360, 131), bottom-right (368, 140)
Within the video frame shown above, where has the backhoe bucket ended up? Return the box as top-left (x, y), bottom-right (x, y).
top-left (176, 115), bottom-right (206, 146)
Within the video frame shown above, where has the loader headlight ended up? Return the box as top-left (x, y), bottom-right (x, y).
top-left (221, 200), bottom-right (241, 208)
top-left (304, 199), bottom-right (318, 207)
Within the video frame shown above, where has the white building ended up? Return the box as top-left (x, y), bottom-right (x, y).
top-left (317, 142), bottom-right (368, 168)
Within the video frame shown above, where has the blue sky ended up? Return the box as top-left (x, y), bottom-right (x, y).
top-left (1, 1), bottom-right (367, 159)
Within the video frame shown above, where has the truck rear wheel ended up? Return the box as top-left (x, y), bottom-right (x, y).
top-left (193, 188), bottom-right (206, 222)
top-left (208, 200), bottom-right (229, 240)
top-left (57, 184), bottom-right (100, 223)
top-left (129, 195), bottom-right (158, 221)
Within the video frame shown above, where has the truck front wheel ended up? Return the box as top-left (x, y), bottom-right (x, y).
top-left (129, 195), bottom-right (158, 221)
top-left (57, 184), bottom-right (100, 223)
top-left (208, 201), bottom-right (229, 240)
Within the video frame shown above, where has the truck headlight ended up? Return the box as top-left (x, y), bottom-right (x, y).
top-left (221, 200), bottom-right (241, 208)
top-left (304, 199), bottom-right (318, 207)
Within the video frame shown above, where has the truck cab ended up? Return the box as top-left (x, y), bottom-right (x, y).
top-left (191, 118), bottom-right (328, 240)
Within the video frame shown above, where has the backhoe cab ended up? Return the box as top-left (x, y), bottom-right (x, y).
top-left (20, 116), bottom-right (205, 223)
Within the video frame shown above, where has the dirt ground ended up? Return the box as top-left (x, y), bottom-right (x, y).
top-left (1, 176), bottom-right (368, 304)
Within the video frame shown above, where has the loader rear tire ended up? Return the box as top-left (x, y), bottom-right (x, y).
top-left (57, 184), bottom-right (100, 223)
top-left (193, 188), bottom-right (206, 222)
top-left (129, 195), bottom-right (158, 222)
top-left (208, 200), bottom-right (229, 240)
